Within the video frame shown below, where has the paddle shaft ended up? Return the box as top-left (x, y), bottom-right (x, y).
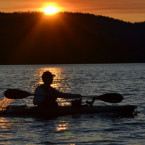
top-left (4, 89), bottom-right (123, 103)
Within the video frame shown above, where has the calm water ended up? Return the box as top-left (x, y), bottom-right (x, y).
top-left (0, 64), bottom-right (145, 145)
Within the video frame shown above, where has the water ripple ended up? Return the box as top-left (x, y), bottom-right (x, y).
top-left (0, 64), bottom-right (145, 144)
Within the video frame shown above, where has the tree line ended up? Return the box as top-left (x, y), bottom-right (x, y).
top-left (0, 12), bottom-right (145, 64)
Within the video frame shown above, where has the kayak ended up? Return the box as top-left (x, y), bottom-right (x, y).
top-left (0, 105), bottom-right (137, 118)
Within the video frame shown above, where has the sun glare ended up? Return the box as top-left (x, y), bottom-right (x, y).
top-left (43, 6), bottom-right (58, 15)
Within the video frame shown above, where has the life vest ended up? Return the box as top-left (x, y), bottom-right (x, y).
top-left (33, 85), bottom-right (58, 108)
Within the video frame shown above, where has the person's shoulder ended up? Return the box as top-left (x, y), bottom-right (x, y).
top-left (35, 85), bottom-right (44, 91)
top-left (35, 85), bottom-right (46, 95)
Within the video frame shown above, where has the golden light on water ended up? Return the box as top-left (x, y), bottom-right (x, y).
top-left (57, 98), bottom-right (71, 106)
top-left (0, 98), bottom-right (13, 111)
top-left (34, 67), bottom-right (66, 87)
top-left (0, 117), bottom-right (15, 140)
top-left (56, 121), bottom-right (69, 131)
top-left (0, 117), bottom-right (14, 129)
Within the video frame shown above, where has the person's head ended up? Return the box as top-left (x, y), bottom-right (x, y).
top-left (42, 71), bottom-right (55, 85)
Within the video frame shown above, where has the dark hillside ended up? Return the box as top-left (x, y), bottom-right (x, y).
top-left (0, 12), bottom-right (145, 64)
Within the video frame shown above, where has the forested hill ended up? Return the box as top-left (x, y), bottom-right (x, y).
top-left (0, 12), bottom-right (145, 64)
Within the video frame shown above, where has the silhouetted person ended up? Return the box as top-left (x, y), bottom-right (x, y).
top-left (33, 71), bottom-right (81, 109)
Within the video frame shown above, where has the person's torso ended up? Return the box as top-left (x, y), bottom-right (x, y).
top-left (33, 85), bottom-right (57, 106)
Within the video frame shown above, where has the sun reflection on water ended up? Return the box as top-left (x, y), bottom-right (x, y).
top-left (34, 67), bottom-right (66, 88)
top-left (0, 98), bottom-right (13, 111)
top-left (0, 117), bottom-right (13, 129)
top-left (0, 117), bottom-right (13, 140)
top-left (56, 121), bottom-right (69, 131)
top-left (57, 98), bottom-right (71, 106)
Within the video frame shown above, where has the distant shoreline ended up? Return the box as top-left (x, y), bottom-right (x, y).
top-left (0, 12), bottom-right (145, 64)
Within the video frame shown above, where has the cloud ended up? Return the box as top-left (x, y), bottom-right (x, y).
top-left (1, 0), bottom-right (145, 12)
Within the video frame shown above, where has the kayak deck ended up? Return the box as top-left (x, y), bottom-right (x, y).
top-left (0, 105), bottom-right (137, 118)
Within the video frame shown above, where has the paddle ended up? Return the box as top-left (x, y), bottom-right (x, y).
top-left (4, 89), bottom-right (33, 99)
top-left (85, 93), bottom-right (123, 105)
top-left (4, 89), bottom-right (123, 103)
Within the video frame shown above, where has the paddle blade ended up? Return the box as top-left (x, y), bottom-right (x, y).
top-left (4, 89), bottom-right (32, 99)
top-left (97, 93), bottom-right (123, 103)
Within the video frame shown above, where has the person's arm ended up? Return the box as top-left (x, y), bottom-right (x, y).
top-left (52, 88), bottom-right (82, 99)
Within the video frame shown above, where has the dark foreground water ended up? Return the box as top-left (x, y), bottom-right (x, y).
top-left (0, 64), bottom-right (145, 145)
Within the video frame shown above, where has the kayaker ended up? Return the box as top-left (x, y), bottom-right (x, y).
top-left (33, 71), bottom-right (82, 109)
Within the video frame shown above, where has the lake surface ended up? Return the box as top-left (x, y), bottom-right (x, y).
top-left (0, 64), bottom-right (145, 144)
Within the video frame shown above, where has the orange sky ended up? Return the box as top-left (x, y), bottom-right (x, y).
top-left (0, 0), bottom-right (145, 22)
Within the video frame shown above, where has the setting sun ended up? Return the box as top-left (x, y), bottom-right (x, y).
top-left (43, 6), bottom-right (58, 15)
